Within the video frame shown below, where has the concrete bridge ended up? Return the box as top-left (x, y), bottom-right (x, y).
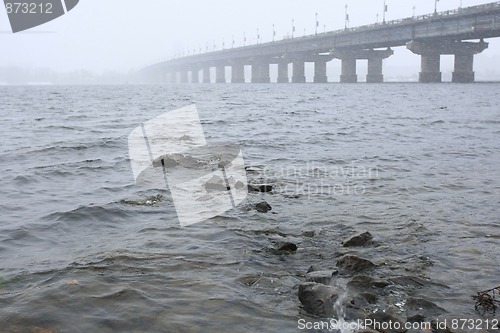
top-left (138, 2), bottom-right (500, 84)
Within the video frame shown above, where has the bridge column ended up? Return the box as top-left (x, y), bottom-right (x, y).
top-left (180, 70), bottom-right (189, 84)
top-left (367, 57), bottom-right (384, 83)
top-left (314, 60), bottom-right (328, 83)
top-left (277, 61), bottom-right (289, 83)
top-left (191, 69), bottom-right (200, 83)
top-left (216, 65), bottom-right (226, 83)
top-left (452, 40), bottom-right (488, 83)
top-left (252, 62), bottom-right (270, 83)
top-left (203, 67), bottom-right (211, 83)
top-left (231, 63), bottom-right (245, 83)
top-left (453, 54), bottom-right (474, 83)
top-left (340, 58), bottom-right (357, 83)
top-left (420, 55), bottom-right (441, 83)
top-left (169, 72), bottom-right (177, 84)
top-left (292, 61), bottom-right (306, 83)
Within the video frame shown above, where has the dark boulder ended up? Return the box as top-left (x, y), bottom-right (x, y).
top-left (298, 282), bottom-right (339, 317)
top-left (248, 184), bottom-right (273, 193)
top-left (337, 255), bottom-right (376, 274)
top-left (306, 270), bottom-right (338, 285)
top-left (406, 297), bottom-right (446, 322)
top-left (255, 201), bottom-right (272, 213)
top-left (343, 232), bottom-right (374, 247)
top-left (275, 242), bottom-right (297, 254)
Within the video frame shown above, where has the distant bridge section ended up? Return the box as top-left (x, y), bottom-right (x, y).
top-left (138, 2), bottom-right (500, 83)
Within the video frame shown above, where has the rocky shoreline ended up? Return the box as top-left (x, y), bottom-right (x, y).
top-left (241, 166), bottom-right (496, 333)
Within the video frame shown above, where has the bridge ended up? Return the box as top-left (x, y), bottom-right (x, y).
top-left (137, 2), bottom-right (500, 84)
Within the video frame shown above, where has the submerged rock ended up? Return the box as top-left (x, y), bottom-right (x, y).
top-left (347, 275), bottom-right (390, 291)
top-left (306, 270), bottom-right (338, 285)
top-left (121, 194), bottom-right (164, 206)
top-left (343, 231), bottom-right (374, 247)
top-left (337, 255), bottom-right (376, 274)
top-left (298, 282), bottom-right (339, 317)
top-left (406, 297), bottom-right (446, 322)
top-left (205, 175), bottom-right (230, 191)
top-left (271, 242), bottom-right (297, 255)
top-left (248, 184), bottom-right (273, 193)
top-left (245, 166), bottom-right (264, 173)
top-left (255, 201), bottom-right (272, 213)
top-left (236, 275), bottom-right (261, 286)
top-left (307, 265), bottom-right (321, 274)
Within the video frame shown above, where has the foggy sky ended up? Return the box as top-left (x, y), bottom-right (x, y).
top-left (0, 0), bottom-right (499, 78)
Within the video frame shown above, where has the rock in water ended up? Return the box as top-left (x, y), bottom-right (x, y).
top-left (307, 265), bottom-right (321, 273)
top-left (276, 242), bottom-right (297, 253)
top-left (248, 184), bottom-right (273, 193)
top-left (298, 282), bottom-right (338, 317)
top-left (337, 255), bottom-right (375, 274)
top-left (343, 231), bottom-right (373, 247)
top-left (306, 270), bottom-right (338, 285)
top-left (406, 297), bottom-right (446, 322)
top-left (255, 201), bottom-right (272, 213)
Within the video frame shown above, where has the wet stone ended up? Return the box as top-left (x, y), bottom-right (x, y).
top-left (388, 276), bottom-right (437, 288)
top-left (337, 255), bottom-right (376, 275)
top-left (406, 297), bottom-right (446, 322)
top-left (306, 270), bottom-right (338, 285)
top-left (245, 166), bottom-right (263, 173)
top-left (236, 275), bottom-right (261, 286)
top-left (255, 201), bottom-right (272, 213)
top-left (248, 184), bottom-right (273, 193)
top-left (307, 265), bottom-right (322, 274)
top-left (347, 275), bottom-right (390, 291)
top-left (361, 292), bottom-right (378, 304)
top-left (274, 242), bottom-right (297, 254)
top-left (343, 231), bottom-right (374, 247)
top-left (344, 306), bottom-right (368, 322)
top-left (298, 282), bottom-right (339, 317)
top-left (205, 175), bottom-right (230, 191)
top-left (302, 231), bottom-right (315, 238)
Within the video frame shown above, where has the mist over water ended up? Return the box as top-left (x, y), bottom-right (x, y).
top-left (0, 84), bottom-right (499, 332)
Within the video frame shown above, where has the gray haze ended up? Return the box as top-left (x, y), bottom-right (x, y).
top-left (1, 0), bottom-right (500, 83)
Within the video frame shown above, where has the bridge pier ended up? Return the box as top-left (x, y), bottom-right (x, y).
top-left (190, 69), bottom-right (200, 83)
top-left (180, 70), bottom-right (189, 84)
top-left (453, 54), bottom-right (475, 83)
top-left (367, 57), bottom-right (385, 83)
top-left (216, 65), bottom-right (226, 83)
top-left (421, 54), bottom-right (442, 83)
top-left (292, 61), bottom-right (306, 83)
top-left (231, 63), bottom-right (245, 83)
top-left (340, 58), bottom-right (357, 83)
top-left (314, 60), bottom-right (328, 83)
top-left (277, 61), bottom-right (289, 83)
top-left (407, 40), bottom-right (488, 83)
top-left (169, 72), bottom-right (177, 84)
top-left (252, 62), bottom-right (270, 83)
top-left (203, 67), bottom-right (211, 83)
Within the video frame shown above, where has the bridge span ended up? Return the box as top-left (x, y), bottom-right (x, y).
top-left (138, 2), bottom-right (500, 84)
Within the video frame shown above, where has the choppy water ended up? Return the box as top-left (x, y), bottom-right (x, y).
top-left (0, 84), bottom-right (499, 333)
